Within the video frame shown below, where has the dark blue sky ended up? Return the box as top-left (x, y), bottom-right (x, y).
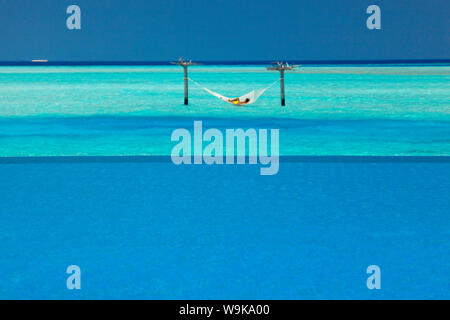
top-left (0, 0), bottom-right (448, 61)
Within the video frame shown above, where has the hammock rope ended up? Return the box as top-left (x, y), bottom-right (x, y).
top-left (188, 78), bottom-right (278, 105)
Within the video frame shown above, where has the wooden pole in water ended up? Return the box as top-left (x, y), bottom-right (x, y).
top-left (171, 58), bottom-right (199, 105)
top-left (267, 62), bottom-right (299, 106)
top-left (183, 65), bottom-right (188, 105)
top-left (280, 69), bottom-right (285, 106)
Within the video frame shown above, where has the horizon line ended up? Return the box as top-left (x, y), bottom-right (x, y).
top-left (0, 59), bottom-right (449, 66)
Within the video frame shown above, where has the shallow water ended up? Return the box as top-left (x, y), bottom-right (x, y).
top-left (0, 65), bottom-right (449, 156)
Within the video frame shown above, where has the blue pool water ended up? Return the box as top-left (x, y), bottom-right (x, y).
top-left (0, 160), bottom-right (449, 299)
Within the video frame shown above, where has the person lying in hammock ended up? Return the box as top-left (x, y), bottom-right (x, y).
top-left (228, 97), bottom-right (251, 105)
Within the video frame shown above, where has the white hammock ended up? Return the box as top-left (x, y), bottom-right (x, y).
top-left (189, 78), bottom-right (278, 105)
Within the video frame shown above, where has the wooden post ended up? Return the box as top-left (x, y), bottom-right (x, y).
top-left (280, 69), bottom-right (285, 106)
top-left (171, 58), bottom-right (199, 106)
top-left (183, 66), bottom-right (188, 105)
top-left (266, 62), bottom-right (299, 106)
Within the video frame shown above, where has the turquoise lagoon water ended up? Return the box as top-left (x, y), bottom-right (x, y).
top-left (0, 65), bottom-right (449, 156)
